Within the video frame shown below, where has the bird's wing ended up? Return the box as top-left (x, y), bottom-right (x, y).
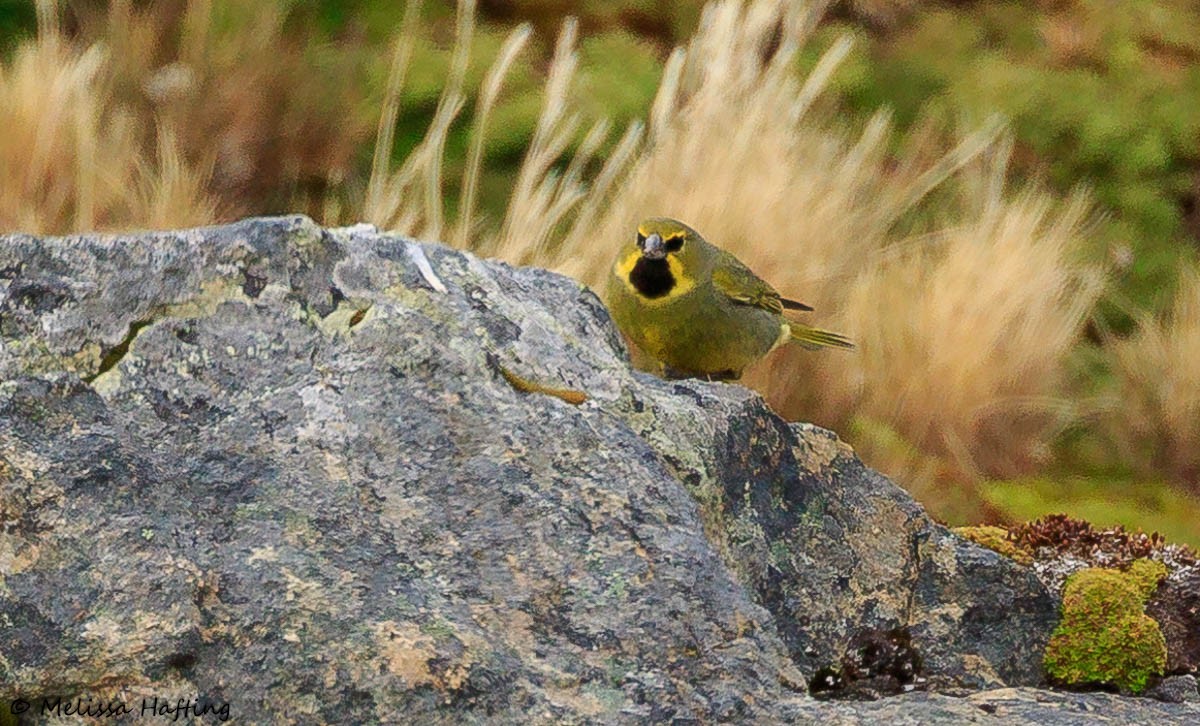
top-left (780, 297), bottom-right (814, 312)
top-left (711, 249), bottom-right (791, 315)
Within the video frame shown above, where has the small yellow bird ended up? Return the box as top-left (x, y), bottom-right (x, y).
top-left (607, 217), bottom-right (852, 380)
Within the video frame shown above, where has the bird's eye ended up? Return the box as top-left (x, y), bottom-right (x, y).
top-left (664, 236), bottom-right (684, 253)
top-left (636, 232), bottom-right (646, 249)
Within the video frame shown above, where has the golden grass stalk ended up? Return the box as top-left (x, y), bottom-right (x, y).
top-left (35, 0), bottom-right (56, 37)
top-left (423, 0), bottom-right (476, 242)
top-left (0, 35), bottom-right (104, 231)
top-left (454, 23), bottom-right (533, 248)
top-left (365, 0), bottom-right (487, 238)
top-left (135, 123), bottom-right (219, 229)
top-left (490, 18), bottom-right (588, 263)
top-left (4, 0), bottom-right (368, 233)
top-left (364, 0), bottom-right (424, 227)
top-left (1107, 267), bottom-right (1200, 488)
top-left (556, 121), bottom-right (644, 265)
top-left (363, 2), bottom-right (643, 258)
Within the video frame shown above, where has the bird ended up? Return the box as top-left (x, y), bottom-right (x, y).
top-left (606, 217), bottom-right (852, 380)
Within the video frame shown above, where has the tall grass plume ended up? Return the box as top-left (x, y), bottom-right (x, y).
top-left (1106, 267), bottom-right (1200, 489)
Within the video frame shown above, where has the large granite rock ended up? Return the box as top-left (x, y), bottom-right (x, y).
top-left (1, 216), bottom-right (1196, 722)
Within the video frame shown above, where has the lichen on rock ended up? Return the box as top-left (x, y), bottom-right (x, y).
top-left (952, 525), bottom-right (1034, 566)
top-left (1044, 559), bottom-right (1169, 694)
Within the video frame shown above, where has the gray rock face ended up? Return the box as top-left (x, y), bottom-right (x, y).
top-left (795, 687), bottom-right (1200, 724)
top-left (0, 216), bottom-right (1194, 722)
top-left (1148, 566), bottom-right (1200, 676)
top-left (1145, 675), bottom-right (1200, 704)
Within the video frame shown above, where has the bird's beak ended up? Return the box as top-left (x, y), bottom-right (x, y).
top-left (642, 233), bottom-right (666, 260)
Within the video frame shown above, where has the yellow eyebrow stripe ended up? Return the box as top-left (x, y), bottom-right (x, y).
top-left (635, 229), bottom-right (686, 246)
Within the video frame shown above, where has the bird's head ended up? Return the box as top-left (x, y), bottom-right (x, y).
top-left (615, 217), bottom-right (708, 301)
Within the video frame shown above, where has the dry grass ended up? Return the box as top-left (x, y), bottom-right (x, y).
top-left (363, 0), bottom-right (551, 244)
top-left (1106, 267), bottom-right (1200, 488)
top-left (799, 177), bottom-right (1102, 488)
top-left (0, 29), bottom-right (216, 232)
top-left (0, 0), bottom-right (378, 234)
top-left (102, 0), bottom-right (377, 217)
top-left (364, 0), bottom-right (644, 260)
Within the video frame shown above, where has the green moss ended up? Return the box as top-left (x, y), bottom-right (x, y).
top-left (1043, 559), bottom-right (1168, 694)
top-left (1126, 558), bottom-right (1169, 599)
top-left (419, 617), bottom-right (456, 639)
top-left (952, 525), bottom-right (1033, 566)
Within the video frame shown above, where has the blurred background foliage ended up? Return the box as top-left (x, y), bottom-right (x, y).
top-left (3, 0), bottom-right (1200, 545)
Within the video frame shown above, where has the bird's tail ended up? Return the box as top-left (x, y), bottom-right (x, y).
top-left (787, 323), bottom-right (854, 351)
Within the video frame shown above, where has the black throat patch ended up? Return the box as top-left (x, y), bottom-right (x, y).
top-left (630, 257), bottom-right (676, 299)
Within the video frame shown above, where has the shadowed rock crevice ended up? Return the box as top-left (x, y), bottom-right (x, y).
top-left (2, 217), bottom-right (1198, 723)
top-left (84, 318), bottom-right (154, 383)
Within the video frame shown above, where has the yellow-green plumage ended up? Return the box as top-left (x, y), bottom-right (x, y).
top-left (607, 217), bottom-right (851, 380)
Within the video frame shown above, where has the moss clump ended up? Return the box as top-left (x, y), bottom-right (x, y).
top-left (1126, 558), bottom-right (1170, 597)
top-left (953, 525), bottom-right (1033, 565)
top-left (1043, 558), bottom-right (1168, 694)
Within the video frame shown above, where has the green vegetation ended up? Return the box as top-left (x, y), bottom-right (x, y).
top-left (3, 0), bottom-right (1200, 541)
top-left (983, 477), bottom-right (1200, 548)
top-left (0, 0), bottom-right (34, 49)
top-left (1043, 559), bottom-right (1168, 694)
top-left (810, 0), bottom-right (1200, 316)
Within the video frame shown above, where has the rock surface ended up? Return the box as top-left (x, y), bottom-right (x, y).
top-left (1148, 566), bottom-right (1200, 676)
top-left (796, 687), bottom-right (1200, 724)
top-left (1145, 675), bottom-right (1200, 704)
top-left (0, 216), bottom-right (1196, 723)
